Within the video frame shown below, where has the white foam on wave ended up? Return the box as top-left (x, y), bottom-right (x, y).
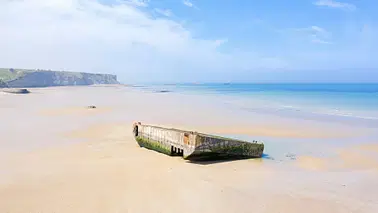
top-left (319, 109), bottom-right (378, 120)
top-left (231, 99), bottom-right (378, 121)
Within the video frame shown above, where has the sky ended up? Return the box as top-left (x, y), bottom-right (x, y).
top-left (0, 0), bottom-right (377, 83)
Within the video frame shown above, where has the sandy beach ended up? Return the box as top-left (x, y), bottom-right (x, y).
top-left (1, 86), bottom-right (378, 213)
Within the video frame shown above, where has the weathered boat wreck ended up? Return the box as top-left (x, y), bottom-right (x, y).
top-left (133, 122), bottom-right (264, 160)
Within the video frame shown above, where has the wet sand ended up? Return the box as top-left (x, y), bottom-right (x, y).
top-left (1, 86), bottom-right (378, 213)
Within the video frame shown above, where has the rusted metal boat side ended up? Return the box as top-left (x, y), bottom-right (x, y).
top-left (132, 122), bottom-right (264, 160)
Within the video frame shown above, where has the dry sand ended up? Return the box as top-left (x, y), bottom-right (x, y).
top-left (1, 86), bottom-right (378, 213)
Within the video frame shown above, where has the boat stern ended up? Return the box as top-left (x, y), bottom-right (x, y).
top-left (185, 134), bottom-right (264, 160)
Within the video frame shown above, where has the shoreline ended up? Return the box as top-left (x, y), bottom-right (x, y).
top-left (135, 83), bottom-right (378, 126)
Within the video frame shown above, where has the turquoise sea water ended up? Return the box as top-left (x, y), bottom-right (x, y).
top-left (134, 83), bottom-right (378, 127)
top-left (131, 83), bottom-right (378, 161)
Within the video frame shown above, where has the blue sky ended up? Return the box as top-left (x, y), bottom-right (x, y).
top-left (1, 0), bottom-right (377, 82)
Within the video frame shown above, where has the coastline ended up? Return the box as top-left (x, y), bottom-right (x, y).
top-left (1, 86), bottom-right (378, 213)
top-left (137, 83), bottom-right (378, 127)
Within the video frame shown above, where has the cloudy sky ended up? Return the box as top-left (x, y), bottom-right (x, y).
top-left (1, 0), bottom-right (377, 83)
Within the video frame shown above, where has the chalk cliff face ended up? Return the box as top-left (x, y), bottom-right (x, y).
top-left (3, 71), bottom-right (119, 88)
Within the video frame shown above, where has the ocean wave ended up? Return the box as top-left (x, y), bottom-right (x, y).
top-left (130, 84), bottom-right (378, 121)
top-left (235, 103), bottom-right (378, 121)
top-left (314, 109), bottom-right (378, 120)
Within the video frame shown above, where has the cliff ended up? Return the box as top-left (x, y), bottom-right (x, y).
top-left (0, 79), bottom-right (8, 88)
top-left (0, 68), bottom-right (119, 88)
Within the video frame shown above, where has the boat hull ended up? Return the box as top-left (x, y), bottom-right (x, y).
top-left (133, 122), bottom-right (264, 160)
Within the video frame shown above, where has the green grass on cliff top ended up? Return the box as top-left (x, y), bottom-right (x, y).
top-left (1, 68), bottom-right (112, 82)
top-left (0, 68), bottom-right (82, 81)
top-left (0, 68), bottom-right (17, 81)
top-left (0, 68), bottom-right (35, 81)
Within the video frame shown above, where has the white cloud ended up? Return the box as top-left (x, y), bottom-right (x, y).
top-left (314, 0), bottom-right (356, 11)
top-left (0, 0), bottom-right (283, 83)
top-left (295, 26), bottom-right (332, 44)
top-left (311, 38), bottom-right (332, 44)
top-left (154, 8), bottom-right (173, 17)
top-left (183, 0), bottom-right (194, 8)
top-left (123, 0), bottom-right (150, 7)
top-left (214, 39), bottom-right (228, 48)
top-left (310, 26), bottom-right (326, 33)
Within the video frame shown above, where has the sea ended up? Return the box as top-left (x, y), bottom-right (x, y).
top-left (130, 83), bottom-right (378, 161)
top-left (132, 83), bottom-right (378, 128)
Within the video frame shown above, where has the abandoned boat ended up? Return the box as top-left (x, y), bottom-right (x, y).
top-left (133, 122), bottom-right (264, 160)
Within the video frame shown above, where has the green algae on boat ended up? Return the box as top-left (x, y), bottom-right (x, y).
top-left (135, 136), bottom-right (172, 156)
top-left (133, 122), bottom-right (264, 160)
